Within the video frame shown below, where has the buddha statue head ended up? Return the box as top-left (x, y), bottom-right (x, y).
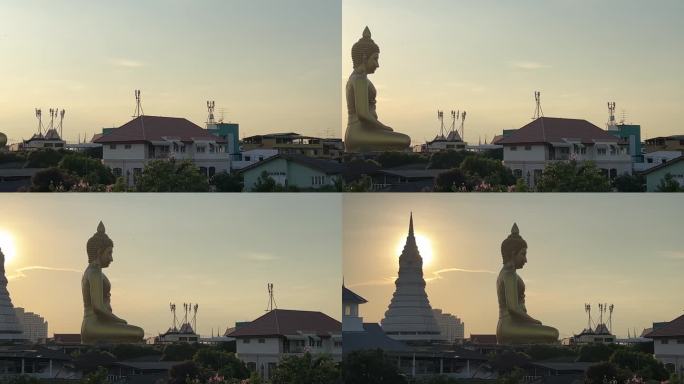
top-left (352, 26), bottom-right (380, 74)
top-left (501, 223), bottom-right (527, 269)
top-left (87, 221), bottom-right (114, 268)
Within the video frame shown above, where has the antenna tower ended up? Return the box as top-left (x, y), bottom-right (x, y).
top-left (437, 110), bottom-right (444, 138)
top-left (207, 101), bottom-right (216, 124)
top-left (585, 303), bottom-right (592, 331)
top-left (450, 110), bottom-right (458, 136)
top-left (266, 283), bottom-right (277, 312)
top-left (533, 91), bottom-right (544, 119)
top-left (607, 102), bottom-right (616, 130)
top-left (58, 109), bottom-right (66, 138)
top-left (35, 109), bottom-right (43, 136)
top-left (192, 303), bottom-right (198, 332)
top-left (609, 304), bottom-right (614, 333)
top-left (460, 111), bottom-right (467, 141)
top-left (598, 303), bottom-right (604, 326)
top-left (48, 108), bottom-right (55, 131)
top-left (133, 90), bottom-right (144, 117)
top-left (170, 303), bottom-right (178, 331)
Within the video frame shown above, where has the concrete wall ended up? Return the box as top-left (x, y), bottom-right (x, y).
top-left (653, 338), bottom-right (684, 373)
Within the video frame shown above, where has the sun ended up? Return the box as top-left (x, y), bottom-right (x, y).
top-left (396, 233), bottom-right (434, 267)
top-left (0, 230), bottom-right (17, 265)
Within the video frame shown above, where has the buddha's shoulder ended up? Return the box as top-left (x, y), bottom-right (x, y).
top-left (83, 265), bottom-right (103, 278)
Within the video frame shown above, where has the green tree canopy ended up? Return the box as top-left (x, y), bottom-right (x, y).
top-left (656, 173), bottom-right (684, 192)
top-left (270, 353), bottom-right (340, 384)
top-left (377, 152), bottom-right (427, 168)
top-left (30, 167), bottom-right (77, 191)
top-left (211, 171), bottom-right (244, 192)
top-left (427, 150), bottom-right (470, 169)
top-left (612, 173), bottom-right (646, 192)
top-left (251, 170), bottom-right (285, 192)
top-left (25, 149), bottom-right (65, 168)
top-left (59, 152), bottom-right (114, 185)
top-left (135, 159), bottom-right (209, 192)
top-left (342, 349), bottom-right (407, 384)
top-left (193, 349), bottom-right (249, 380)
top-left (535, 160), bottom-right (610, 192)
top-left (161, 343), bottom-right (200, 361)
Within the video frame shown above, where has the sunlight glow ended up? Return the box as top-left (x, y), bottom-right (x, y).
top-left (0, 230), bottom-right (17, 265)
top-left (396, 233), bottom-right (434, 268)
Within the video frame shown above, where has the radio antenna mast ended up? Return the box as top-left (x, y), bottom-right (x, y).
top-left (437, 110), bottom-right (444, 138)
top-left (133, 90), bottom-right (144, 117)
top-left (266, 283), bottom-right (277, 312)
top-left (533, 91), bottom-right (544, 119)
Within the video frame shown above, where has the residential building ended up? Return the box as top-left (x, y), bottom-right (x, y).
top-left (231, 149), bottom-right (278, 171)
top-left (644, 135), bottom-right (684, 153)
top-left (499, 117), bottom-right (631, 188)
top-left (241, 133), bottom-right (343, 159)
top-left (151, 323), bottom-right (199, 344)
top-left (641, 156), bottom-right (684, 191)
top-left (240, 154), bottom-right (344, 191)
top-left (228, 309), bottom-right (342, 380)
top-left (568, 323), bottom-right (616, 345)
top-left (94, 115), bottom-right (229, 186)
top-left (645, 314), bottom-right (684, 375)
top-left (634, 151), bottom-right (682, 172)
top-left (0, 345), bottom-right (77, 379)
top-left (432, 309), bottom-right (464, 343)
top-left (14, 308), bottom-right (48, 343)
top-left (608, 124), bottom-right (642, 164)
top-left (206, 122), bottom-right (240, 160)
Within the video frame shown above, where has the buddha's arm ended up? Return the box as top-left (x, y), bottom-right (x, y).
top-left (352, 77), bottom-right (391, 131)
top-left (88, 270), bottom-right (126, 323)
top-left (503, 273), bottom-right (541, 324)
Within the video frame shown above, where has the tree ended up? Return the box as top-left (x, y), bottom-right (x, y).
top-left (434, 168), bottom-right (472, 192)
top-left (59, 152), bottom-right (115, 185)
top-left (25, 149), bottom-right (65, 168)
top-left (376, 152), bottom-right (427, 168)
top-left (342, 349), bottom-right (407, 384)
top-left (427, 150), bottom-right (469, 169)
top-left (80, 367), bottom-right (109, 384)
top-left (656, 173), bottom-right (683, 192)
top-left (30, 167), bottom-right (77, 191)
top-left (211, 172), bottom-right (244, 192)
top-left (459, 156), bottom-right (515, 188)
top-left (72, 350), bottom-right (117, 374)
top-left (111, 177), bottom-right (129, 192)
top-left (135, 159), bottom-right (210, 192)
top-left (251, 171), bottom-right (284, 192)
top-left (162, 343), bottom-right (200, 361)
top-left (513, 178), bottom-right (529, 192)
top-left (0, 375), bottom-right (41, 384)
top-left (108, 343), bottom-right (160, 361)
top-left (609, 349), bottom-right (668, 381)
top-left (193, 349), bottom-right (249, 380)
top-left (535, 161), bottom-right (610, 192)
top-left (168, 360), bottom-right (203, 384)
top-left (612, 173), bottom-right (646, 192)
top-left (271, 353), bottom-right (340, 384)
top-left (577, 343), bottom-right (615, 363)
top-left (585, 362), bottom-right (619, 384)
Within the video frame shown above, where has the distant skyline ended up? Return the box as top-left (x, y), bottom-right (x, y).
top-left (0, 0), bottom-right (341, 144)
top-left (0, 195), bottom-right (341, 337)
top-left (343, 194), bottom-right (684, 339)
top-left (343, 0), bottom-right (684, 144)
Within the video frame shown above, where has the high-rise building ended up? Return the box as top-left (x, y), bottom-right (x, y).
top-left (0, 248), bottom-right (25, 341)
top-left (381, 213), bottom-right (443, 342)
top-left (14, 308), bottom-right (48, 343)
top-left (432, 309), bottom-right (464, 343)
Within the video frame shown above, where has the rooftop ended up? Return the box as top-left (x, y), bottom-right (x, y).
top-left (238, 154), bottom-right (345, 175)
top-left (498, 117), bottom-right (626, 145)
top-left (228, 309), bottom-right (341, 338)
top-left (645, 314), bottom-right (684, 338)
top-left (342, 286), bottom-right (367, 304)
top-left (94, 115), bottom-right (225, 144)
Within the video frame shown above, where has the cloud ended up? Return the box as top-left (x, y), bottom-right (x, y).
top-left (348, 277), bottom-right (396, 288)
top-left (7, 266), bottom-right (81, 280)
top-left (425, 267), bottom-right (496, 282)
top-left (661, 251), bottom-right (684, 260)
top-left (243, 253), bottom-right (280, 262)
top-left (510, 61), bottom-right (550, 70)
top-left (110, 58), bottom-right (146, 68)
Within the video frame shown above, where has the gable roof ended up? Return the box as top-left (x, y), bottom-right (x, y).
top-left (343, 286), bottom-right (367, 304)
top-left (343, 323), bottom-right (410, 353)
top-left (238, 154), bottom-right (345, 175)
top-left (498, 117), bottom-right (625, 145)
top-left (94, 115), bottom-right (225, 144)
top-left (639, 156), bottom-right (684, 175)
top-left (645, 314), bottom-right (684, 338)
top-left (228, 309), bottom-right (341, 338)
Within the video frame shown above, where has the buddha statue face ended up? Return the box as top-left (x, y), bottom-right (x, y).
top-left (352, 27), bottom-right (380, 74)
top-left (501, 223), bottom-right (527, 269)
top-left (87, 221), bottom-right (114, 268)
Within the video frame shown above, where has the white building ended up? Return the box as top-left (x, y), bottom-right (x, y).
top-left (499, 117), bottom-right (632, 188)
top-left (645, 314), bottom-right (684, 375)
top-left (151, 323), bottom-right (200, 344)
top-left (228, 309), bottom-right (342, 380)
top-left (432, 309), bottom-right (464, 343)
top-left (94, 115), bottom-right (230, 186)
top-left (14, 308), bottom-right (48, 343)
top-left (342, 286), bottom-right (367, 332)
top-left (633, 151), bottom-right (683, 172)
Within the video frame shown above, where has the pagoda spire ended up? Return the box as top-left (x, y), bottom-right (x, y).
top-left (408, 212), bottom-right (414, 238)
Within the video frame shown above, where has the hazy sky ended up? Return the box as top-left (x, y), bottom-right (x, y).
top-left (343, 194), bottom-right (684, 339)
top-left (0, 0), bottom-right (341, 144)
top-left (0, 195), bottom-right (341, 337)
top-left (343, 0), bottom-right (684, 144)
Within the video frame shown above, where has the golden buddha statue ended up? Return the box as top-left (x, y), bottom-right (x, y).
top-left (81, 222), bottom-right (144, 344)
top-left (344, 27), bottom-right (411, 153)
top-left (496, 223), bottom-right (558, 344)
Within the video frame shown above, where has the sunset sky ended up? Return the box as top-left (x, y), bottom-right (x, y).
top-left (343, 0), bottom-right (684, 144)
top-left (0, 0), bottom-right (341, 144)
top-left (343, 194), bottom-right (684, 339)
top-left (0, 195), bottom-right (341, 337)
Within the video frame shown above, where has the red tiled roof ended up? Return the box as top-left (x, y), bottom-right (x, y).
top-left (645, 314), bottom-right (684, 338)
top-left (94, 115), bottom-right (225, 144)
top-left (228, 309), bottom-right (341, 338)
top-left (498, 117), bottom-right (625, 145)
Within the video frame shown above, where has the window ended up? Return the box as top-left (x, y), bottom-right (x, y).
top-left (180, 145), bottom-right (186, 153)
top-left (199, 167), bottom-right (208, 176)
top-left (344, 305), bottom-right (352, 316)
top-left (559, 147), bottom-right (569, 155)
top-left (581, 147), bottom-right (587, 154)
top-left (646, 158), bottom-right (654, 163)
top-left (209, 167), bottom-right (216, 177)
top-left (247, 362), bottom-right (256, 371)
top-left (110, 144), bottom-right (117, 149)
top-left (258, 338), bottom-right (265, 344)
top-left (524, 145), bottom-right (531, 151)
top-left (677, 339), bottom-right (684, 344)
top-left (597, 147), bottom-right (607, 155)
top-left (125, 144), bottom-right (132, 149)
top-left (661, 339), bottom-right (669, 344)
top-left (196, 145), bottom-right (206, 153)
top-left (259, 156), bottom-right (264, 161)
top-left (243, 339), bottom-right (251, 344)
top-left (510, 146), bottom-right (517, 151)
top-left (209, 144), bottom-right (215, 153)
top-left (245, 156), bottom-right (251, 161)
top-left (513, 169), bottom-right (523, 178)
top-left (113, 168), bottom-right (123, 177)
top-left (55, 143), bottom-right (64, 148)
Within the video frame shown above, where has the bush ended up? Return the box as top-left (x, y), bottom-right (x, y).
top-left (270, 353), bottom-right (340, 384)
top-left (211, 171), bottom-right (243, 192)
top-left (59, 152), bottom-right (114, 185)
top-left (536, 160), bottom-right (610, 192)
top-left (193, 349), bottom-right (249, 380)
top-left (434, 168), bottom-right (474, 192)
top-left (135, 159), bottom-right (210, 192)
top-left (25, 149), bottom-right (65, 168)
top-left (168, 360), bottom-right (203, 384)
top-left (30, 167), bottom-right (77, 191)
top-left (656, 173), bottom-right (684, 192)
top-left (585, 362), bottom-right (620, 384)
top-left (342, 349), bottom-right (407, 384)
top-left (577, 343), bottom-right (616, 363)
